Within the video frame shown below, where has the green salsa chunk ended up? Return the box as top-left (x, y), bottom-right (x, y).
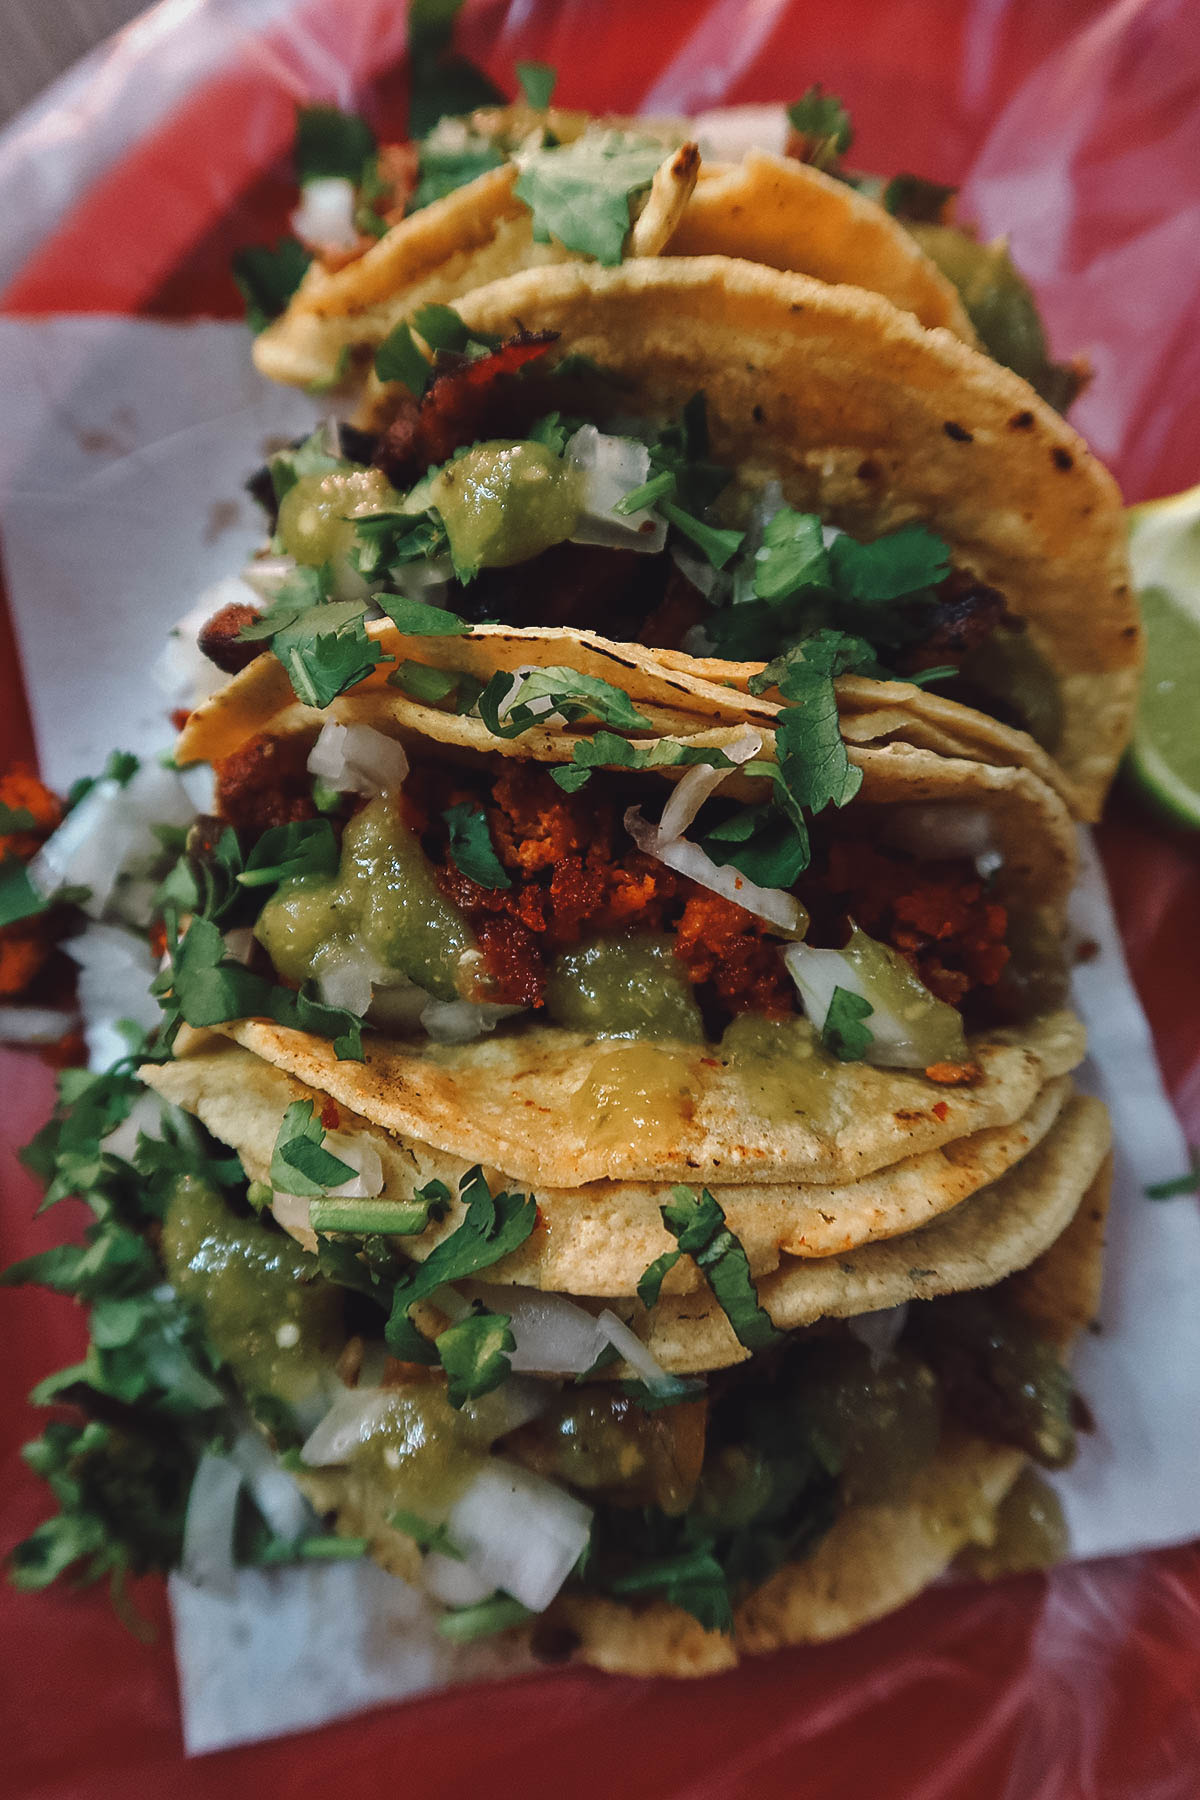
top-left (160, 1176), bottom-right (343, 1426)
top-left (277, 467), bottom-right (404, 567)
top-left (543, 934), bottom-right (704, 1041)
top-left (255, 797), bottom-right (477, 1003)
top-left (430, 440), bottom-right (581, 572)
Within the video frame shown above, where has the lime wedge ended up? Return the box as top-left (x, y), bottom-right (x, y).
top-left (1127, 482), bottom-right (1200, 829)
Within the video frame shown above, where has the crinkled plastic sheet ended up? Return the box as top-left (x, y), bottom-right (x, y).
top-left (0, 2), bottom-right (1199, 1796)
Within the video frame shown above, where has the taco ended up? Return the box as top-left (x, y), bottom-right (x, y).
top-left (218, 255), bottom-right (1136, 820)
top-left (122, 1071), bottom-right (1109, 1671)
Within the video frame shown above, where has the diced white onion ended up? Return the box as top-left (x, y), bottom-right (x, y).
top-left (64, 923), bottom-right (161, 1071)
top-left (300, 1385), bottom-right (399, 1467)
top-left (99, 1090), bottom-right (164, 1162)
top-left (181, 1452), bottom-right (243, 1593)
top-left (31, 760), bottom-right (193, 922)
top-left (0, 1005), bottom-right (78, 1046)
top-left (419, 998), bottom-right (526, 1044)
top-left (271, 1190), bottom-right (313, 1238)
top-left (385, 554), bottom-right (455, 600)
top-left (657, 726), bottom-right (762, 841)
top-left (463, 1372), bottom-right (552, 1440)
top-left (422, 1551), bottom-right (496, 1608)
top-left (444, 1459), bottom-right (592, 1613)
top-left (565, 425), bottom-right (667, 553)
top-left (313, 940), bottom-right (391, 1016)
top-left (783, 940), bottom-right (937, 1069)
top-left (847, 1303), bottom-right (910, 1369)
top-left (625, 806), bottom-right (804, 933)
top-left (596, 1309), bottom-right (677, 1390)
top-left (228, 1428), bottom-right (315, 1545)
top-left (307, 720), bottom-right (409, 797)
top-left (290, 176), bottom-right (360, 254)
top-left (323, 1135), bottom-right (385, 1199)
top-left (671, 543), bottom-right (721, 600)
top-left (500, 1291), bottom-right (609, 1375)
top-left (883, 805), bottom-right (994, 863)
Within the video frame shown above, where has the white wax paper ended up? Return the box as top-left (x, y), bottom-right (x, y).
top-left (2, 309), bottom-right (1198, 1751)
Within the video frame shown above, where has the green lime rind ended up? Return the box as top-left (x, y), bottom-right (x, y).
top-left (1126, 489), bottom-right (1200, 831)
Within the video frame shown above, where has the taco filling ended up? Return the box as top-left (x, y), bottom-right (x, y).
top-left (221, 352), bottom-right (1067, 757)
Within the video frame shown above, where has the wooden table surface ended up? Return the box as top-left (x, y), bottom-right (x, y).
top-left (0, 0), bottom-right (147, 127)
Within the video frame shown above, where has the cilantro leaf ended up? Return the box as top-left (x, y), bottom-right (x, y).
top-left (237, 819), bottom-right (338, 890)
top-left (376, 594), bottom-right (470, 635)
top-left (409, 135), bottom-right (507, 211)
top-left (232, 239), bottom-right (312, 334)
top-left (294, 106), bottom-right (376, 184)
top-left (699, 802), bottom-right (810, 889)
top-left (752, 507), bottom-right (830, 601)
top-left (606, 1544), bottom-right (733, 1634)
top-left (513, 132), bottom-right (668, 265)
top-left (476, 667), bottom-right (651, 739)
top-left (269, 1100), bottom-right (356, 1198)
top-left (442, 803), bottom-right (511, 890)
top-left (828, 525), bottom-right (950, 602)
top-left (384, 1168), bottom-right (537, 1360)
top-left (643, 1187), bottom-right (781, 1353)
top-left (660, 499), bottom-right (744, 570)
top-left (821, 987), bottom-right (874, 1061)
top-left (753, 629), bottom-right (875, 818)
top-left (786, 86), bottom-right (854, 170)
top-left (375, 320), bottom-right (434, 391)
top-left (435, 1303), bottom-right (516, 1406)
top-left (549, 732), bottom-right (730, 793)
top-left (0, 803), bottom-right (36, 833)
top-left (438, 1595), bottom-right (534, 1641)
top-left (269, 982), bottom-right (364, 1061)
top-left (515, 61), bottom-right (556, 109)
top-left (389, 1508), bottom-right (465, 1557)
top-left (0, 858), bottom-right (49, 927)
top-left (388, 661), bottom-right (465, 703)
top-left (258, 597), bottom-right (386, 707)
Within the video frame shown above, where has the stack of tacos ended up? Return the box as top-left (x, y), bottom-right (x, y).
top-left (9, 77), bottom-right (1134, 1675)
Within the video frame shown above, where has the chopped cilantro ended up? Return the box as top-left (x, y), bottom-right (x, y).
top-left (309, 1192), bottom-right (447, 1235)
top-left (389, 1508), bottom-right (464, 1558)
top-left (698, 801), bottom-right (810, 889)
top-left (442, 803), bottom-right (511, 890)
top-left (0, 803), bottom-right (36, 833)
top-left (606, 1544), bottom-right (733, 1633)
top-left (232, 239), bottom-right (312, 335)
top-left (828, 524), bottom-right (950, 602)
top-left (619, 1375), bottom-right (706, 1412)
top-left (384, 1167), bottom-right (537, 1363)
top-left (752, 506), bottom-right (830, 601)
top-left (268, 1100), bottom-right (356, 1198)
top-left (476, 667), bottom-right (651, 739)
top-left (549, 732), bottom-right (730, 793)
top-left (660, 499), bottom-right (744, 569)
top-left (638, 1186), bottom-right (781, 1353)
top-left (409, 135), bottom-right (507, 212)
top-left (513, 131), bottom-right (668, 265)
top-left (438, 1595), bottom-right (533, 1641)
top-left (351, 510), bottom-right (448, 576)
top-left (515, 60), bottom-right (556, 110)
top-left (435, 1303), bottom-right (516, 1406)
top-left (376, 594), bottom-right (470, 635)
top-left (752, 628), bottom-right (876, 816)
top-left (1145, 1155), bottom-right (1200, 1200)
top-left (388, 661), bottom-right (464, 703)
top-left (612, 468), bottom-right (675, 516)
top-left (247, 591), bottom-right (386, 708)
top-left (236, 818), bottom-right (338, 890)
top-left (294, 105), bottom-right (375, 184)
top-left (0, 858), bottom-right (49, 928)
top-left (786, 86), bottom-right (854, 170)
top-left (821, 987), bottom-right (874, 1061)
top-left (375, 319), bottom-right (434, 391)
